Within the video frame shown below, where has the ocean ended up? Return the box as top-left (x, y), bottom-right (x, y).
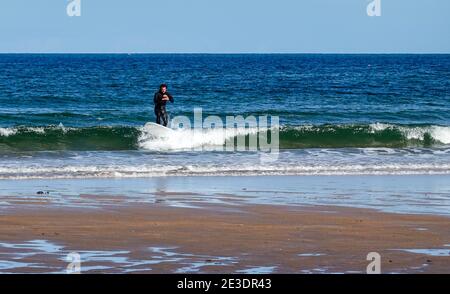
top-left (0, 54), bottom-right (449, 179)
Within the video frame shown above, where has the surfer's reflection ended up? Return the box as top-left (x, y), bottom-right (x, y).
top-left (154, 177), bottom-right (169, 204)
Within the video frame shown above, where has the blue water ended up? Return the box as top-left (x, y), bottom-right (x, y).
top-left (1, 54), bottom-right (449, 126)
top-left (0, 54), bottom-right (449, 178)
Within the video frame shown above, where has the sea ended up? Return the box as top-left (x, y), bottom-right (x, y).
top-left (0, 54), bottom-right (449, 179)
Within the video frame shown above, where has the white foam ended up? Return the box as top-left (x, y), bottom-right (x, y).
top-left (430, 126), bottom-right (450, 144)
top-left (369, 123), bottom-right (450, 144)
top-left (404, 125), bottom-right (450, 144)
top-left (0, 127), bottom-right (17, 137)
top-left (0, 126), bottom-right (61, 136)
top-left (138, 126), bottom-right (262, 151)
top-left (30, 127), bottom-right (46, 134)
top-left (369, 122), bottom-right (392, 132)
top-left (1, 161), bottom-right (450, 179)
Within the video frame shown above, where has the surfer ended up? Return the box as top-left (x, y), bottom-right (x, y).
top-left (153, 84), bottom-right (174, 127)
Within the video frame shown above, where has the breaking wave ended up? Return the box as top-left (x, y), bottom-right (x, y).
top-left (0, 123), bottom-right (449, 152)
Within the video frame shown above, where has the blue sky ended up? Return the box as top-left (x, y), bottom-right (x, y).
top-left (0, 0), bottom-right (449, 53)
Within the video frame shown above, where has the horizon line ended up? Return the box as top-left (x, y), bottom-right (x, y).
top-left (1, 52), bottom-right (450, 55)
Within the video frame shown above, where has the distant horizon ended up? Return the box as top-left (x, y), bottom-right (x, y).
top-left (1, 52), bottom-right (450, 55)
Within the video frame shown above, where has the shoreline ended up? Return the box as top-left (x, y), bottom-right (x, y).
top-left (1, 174), bottom-right (449, 216)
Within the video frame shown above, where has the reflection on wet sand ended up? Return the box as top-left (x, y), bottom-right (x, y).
top-left (0, 240), bottom-right (275, 274)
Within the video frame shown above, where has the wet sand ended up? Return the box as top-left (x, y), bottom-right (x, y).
top-left (0, 201), bottom-right (449, 273)
top-left (1, 175), bottom-right (449, 216)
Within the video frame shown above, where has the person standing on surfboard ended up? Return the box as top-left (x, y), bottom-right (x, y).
top-left (153, 84), bottom-right (174, 127)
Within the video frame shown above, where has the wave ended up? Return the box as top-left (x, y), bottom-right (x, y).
top-left (1, 162), bottom-right (450, 179)
top-left (0, 123), bottom-right (449, 152)
top-left (279, 123), bottom-right (450, 148)
top-left (0, 124), bottom-right (139, 151)
top-left (138, 124), bottom-right (261, 151)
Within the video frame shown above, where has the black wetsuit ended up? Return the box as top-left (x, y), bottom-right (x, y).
top-left (153, 91), bottom-right (174, 126)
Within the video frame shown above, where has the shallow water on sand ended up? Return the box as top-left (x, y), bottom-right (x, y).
top-left (0, 240), bottom-right (260, 274)
top-left (0, 175), bottom-right (449, 216)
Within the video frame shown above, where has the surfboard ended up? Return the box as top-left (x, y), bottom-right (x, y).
top-left (144, 122), bottom-right (174, 137)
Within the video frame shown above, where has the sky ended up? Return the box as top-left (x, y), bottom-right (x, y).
top-left (0, 0), bottom-right (449, 53)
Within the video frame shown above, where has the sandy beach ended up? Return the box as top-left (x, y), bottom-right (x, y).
top-left (0, 176), bottom-right (449, 274)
